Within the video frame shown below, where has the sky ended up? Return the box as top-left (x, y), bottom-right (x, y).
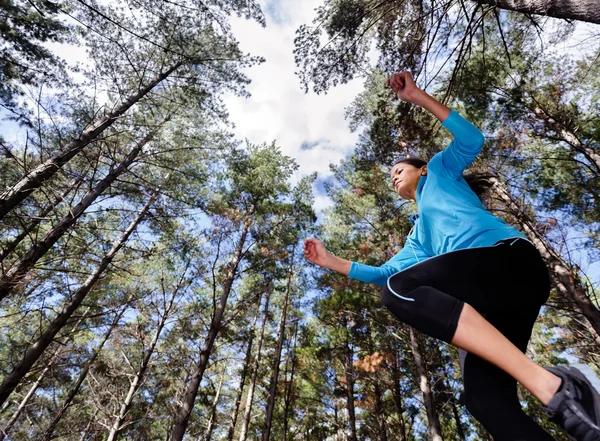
top-left (221, 0), bottom-right (366, 213)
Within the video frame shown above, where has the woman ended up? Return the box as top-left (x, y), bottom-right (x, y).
top-left (304, 71), bottom-right (600, 441)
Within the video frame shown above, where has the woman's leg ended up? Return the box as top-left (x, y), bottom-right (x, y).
top-left (382, 238), bottom-right (600, 440)
top-left (452, 303), bottom-right (560, 405)
top-left (458, 307), bottom-right (555, 441)
top-left (380, 239), bottom-right (556, 438)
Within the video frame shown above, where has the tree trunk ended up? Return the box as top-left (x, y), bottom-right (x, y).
top-left (202, 367), bottom-right (226, 441)
top-left (392, 348), bottom-right (407, 441)
top-left (0, 174), bottom-right (84, 264)
top-left (238, 283), bottom-right (272, 441)
top-left (0, 130), bottom-right (158, 300)
top-left (262, 246), bottom-right (295, 441)
top-left (39, 305), bottom-right (127, 441)
top-left (408, 327), bottom-right (443, 441)
top-left (476, 0), bottom-right (600, 24)
top-left (0, 192), bottom-right (158, 406)
top-left (0, 62), bottom-right (181, 221)
top-left (490, 178), bottom-right (600, 342)
top-left (227, 293), bottom-right (263, 441)
top-left (106, 273), bottom-right (183, 441)
top-left (170, 215), bottom-right (252, 441)
top-left (282, 322), bottom-right (299, 441)
top-left (343, 320), bottom-right (358, 441)
top-left (373, 381), bottom-right (389, 441)
top-left (0, 309), bottom-right (89, 441)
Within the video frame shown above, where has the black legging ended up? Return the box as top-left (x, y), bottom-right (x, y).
top-left (382, 237), bottom-right (554, 440)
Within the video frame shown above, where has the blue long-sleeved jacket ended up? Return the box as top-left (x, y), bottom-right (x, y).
top-left (348, 110), bottom-right (526, 286)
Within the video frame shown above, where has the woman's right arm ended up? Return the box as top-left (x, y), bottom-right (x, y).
top-left (304, 238), bottom-right (419, 287)
top-left (304, 237), bottom-right (351, 275)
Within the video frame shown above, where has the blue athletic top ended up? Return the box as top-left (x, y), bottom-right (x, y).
top-left (348, 109), bottom-right (526, 286)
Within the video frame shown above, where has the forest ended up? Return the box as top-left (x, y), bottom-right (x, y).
top-left (0, 0), bottom-right (599, 440)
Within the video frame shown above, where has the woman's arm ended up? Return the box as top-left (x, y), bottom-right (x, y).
top-left (386, 72), bottom-right (450, 122)
top-left (387, 71), bottom-right (485, 178)
top-left (304, 238), bottom-right (351, 275)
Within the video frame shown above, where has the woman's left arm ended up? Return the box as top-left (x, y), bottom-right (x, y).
top-left (387, 72), bottom-right (485, 178)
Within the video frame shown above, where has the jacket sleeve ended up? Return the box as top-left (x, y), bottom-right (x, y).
top-left (429, 110), bottom-right (485, 179)
top-left (348, 243), bottom-right (420, 287)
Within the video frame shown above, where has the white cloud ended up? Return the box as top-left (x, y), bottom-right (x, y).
top-left (224, 0), bottom-right (366, 212)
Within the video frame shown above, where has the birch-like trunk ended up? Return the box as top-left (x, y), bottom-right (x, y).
top-left (0, 62), bottom-right (181, 221)
top-left (201, 367), bottom-right (226, 441)
top-left (0, 310), bottom-right (89, 441)
top-left (344, 321), bottom-right (358, 441)
top-left (0, 192), bottom-right (158, 405)
top-left (105, 279), bottom-right (181, 441)
top-left (39, 305), bottom-right (128, 441)
top-left (408, 328), bottom-right (443, 441)
top-left (262, 247), bottom-right (295, 441)
top-left (0, 130), bottom-right (157, 300)
top-left (226, 293), bottom-right (263, 441)
top-left (238, 284), bottom-right (272, 441)
top-left (170, 215), bottom-right (252, 441)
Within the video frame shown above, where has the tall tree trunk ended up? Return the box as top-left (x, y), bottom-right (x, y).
top-left (476, 0), bottom-right (600, 24)
top-left (0, 191), bottom-right (158, 406)
top-left (0, 62), bottom-right (181, 221)
top-left (170, 214), bottom-right (253, 441)
top-left (238, 283), bottom-right (272, 441)
top-left (490, 178), bottom-right (600, 342)
top-left (343, 319), bottom-right (358, 441)
top-left (227, 292), bottom-right (263, 441)
top-left (0, 130), bottom-right (158, 300)
top-left (366, 327), bottom-right (387, 441)
top-left (282, 322), bottom-right (299, 441)
top-left (408, 328), bottom-right (443, 441)
top-left (392, 348), bottom-right (407, 441)
top-left (39, 305), bottom-right (127, 441)
top-left (0, 309), bottom-right (89, 441)
top-left (106, 273), bottom-right (184, 441)
top-left (0, 174), bottom-right (84, 264)
top-left (262, 246), bottom-right (295, 441)
top-left (202, 366), bottom-right (226, 441)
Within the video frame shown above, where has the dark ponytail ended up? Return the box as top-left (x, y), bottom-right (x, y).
top-left (393, 157), bottom-right (493, 199)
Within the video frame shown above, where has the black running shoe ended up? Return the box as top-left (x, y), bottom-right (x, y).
top-left (544, 366), bottom-right (600, 441)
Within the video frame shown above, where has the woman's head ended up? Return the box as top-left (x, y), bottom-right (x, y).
top-left (390, 156), bottom-right (493, 202)
top-left (390, 157), bottom-right (428, 201)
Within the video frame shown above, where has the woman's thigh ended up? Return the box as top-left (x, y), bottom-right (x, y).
top-left (386, 239), bottom-right (550, 314)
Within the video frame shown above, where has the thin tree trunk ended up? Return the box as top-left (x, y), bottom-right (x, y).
top-left (39, 305), bottom-right (128, 441)
top-left (0, 130), bottom-right (158, 300)
top-left (366, 328), bottom-right (387, 441)
top-left (343, 319), bottom-right (358, 441)
top-left (282, 322), bottom-right (299, 441)
top-left (202, 366), bottom-right (226, 441)
top-left (170, 214), bottom-right (253, 441)
top-left (408, 327), bottom-right (443, 441)
top-left (530, 106), bottom-right (600, 175)
top-left (0, 62), bottom-right (181, 221)
top-left (0, 191), bottom-right (158, 406)
top-left (0, 310), bottom-right (90, 441)
top-left (227, 293), bottom-right (263, 441)
top-left (490, 178), bottom-right (600, 342)
top-left (0, 174), bottom-right (84, 264)
top-left (78, 408), bottom-right (100, 441)
top-left (476, 0), bottom-right (600, 24)
top-left (238, 283), bottom-right (272, 441)
top-left (262, 246), bottom-right (295, 441)
top-left (106, 270), bottom-right (184, 441)
top-left (392, 348), bottom-right (407, 441)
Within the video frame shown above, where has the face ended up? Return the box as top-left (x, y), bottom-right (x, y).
top-left (390, 162), bottom-right (426, 200)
